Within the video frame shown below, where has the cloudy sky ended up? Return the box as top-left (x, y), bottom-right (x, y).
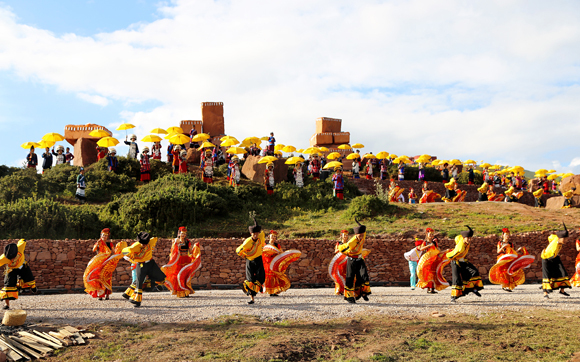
top-left (1, 0), bottom-right (579, 172)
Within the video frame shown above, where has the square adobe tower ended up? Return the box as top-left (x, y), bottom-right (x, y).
top-left (201, 102), bottom-right (225, 137)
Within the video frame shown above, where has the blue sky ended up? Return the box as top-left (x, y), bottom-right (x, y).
top-left (1, 1), bottom-right (579, 173)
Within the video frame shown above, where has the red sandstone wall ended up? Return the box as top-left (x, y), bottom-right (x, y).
top-left (1, 230), bottom-right (577, 291)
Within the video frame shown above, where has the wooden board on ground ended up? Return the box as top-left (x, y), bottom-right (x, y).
top-left (47, 332), bottom-right (70, 346)
top-left (18, 331), bottom-right (62, 349)
top-left (0, 336), bottom-right (33, 361)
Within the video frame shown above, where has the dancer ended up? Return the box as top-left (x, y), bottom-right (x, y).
top-left (161, 227), bottom-right (202, 298)
top-left (83, 229), bottom-right (127, 300)
top-left (419, 182), bottom-right (440, 203)
top-left (504, 186), bottom-right (523, 203)
top-left (404, 239), bottom-right (424, 290)
top-left (332, 166), bottom-right (344, 199)
top-left (489, 228), bottom-right (535, 292)
top-left (487, 187), bottom-right (505, 202)
top-left (562, 190), bottom-right (574, 208)
top-left (236, 217), bottom-right (266, 304)
top-left (201, 149), bottom-right (215, 183)
top-left (140, 147), bottom-right (151, 182)
top-left (0, 239), bottom-right (37, 309)
top-left (388, 180), bottom-right (405, 203)
top-left (330, 230), bottom-right (372, 295)
top-left (417, 228), bottom-right (450, 293)
top-left (570, 237), bottom-right (580, 287)
top-left (477, 183), bottom-right (489, 202)
top-left (533, 188), bottom-right (545, 208)
top-left (336, 218), bottom-right (371, 303)
top-left (541, 223), bottom-right (572, 298)
top-left (447, 226), bottom-right (484, 302)
top-left (262, 230), bottom-right (301, 296)
top-left (442, 178), bottom-right (457, 202)
top-left (122, 232), bottom-right (166, 307)
top-left (293, 160), bottom-right (304, 187)
top-left (408, 188), bottom-right (417, 204)
top-left (264, 162), bottom-right (275, 195)
top-left (229, 156), bottom-right (241, 187)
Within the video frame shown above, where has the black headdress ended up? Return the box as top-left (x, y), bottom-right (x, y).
top-left (460, 225), bottom-right (474, 238)
top-left (4, 243), bottom-right (18, 260)
top-left (353, 217), bottom-right (366, 235)
top-left (137, 231), bottom-right (151, 245)
top-left (556, 223), bottom-right (569, 238)
top-left (249, 217), bottom-right (262, 234)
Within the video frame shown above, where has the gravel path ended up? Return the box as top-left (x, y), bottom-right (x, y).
top-left (10, 284), bottom-right (580, 325)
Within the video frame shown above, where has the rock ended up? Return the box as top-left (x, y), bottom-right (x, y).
top-left (186, 147), bottom-right (202, 167)
top-left (546, 195), bottom-right (580, 210)
top-left (559, 175), bottom-right (580, 194)
top-left (36, 251), bottom-right (52, 261)
top-left (241, 155), bottom-right (288, 183)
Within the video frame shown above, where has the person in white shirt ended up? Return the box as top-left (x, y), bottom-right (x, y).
top-left (404, 239), bottom-right (424, 290)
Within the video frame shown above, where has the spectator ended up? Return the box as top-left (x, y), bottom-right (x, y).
top-left (468, 166), bottom-right (475, 185)
top-left (171, 145), bottom-right (181, 174)
top-left (52, 145), bottom-right (66, 165)
top-left (167, 143), bottom-right (174, 164)
top-left (398, 162), bottom-right (405, 181)
top-left (65, 147), bottom-right (74, 165)
top-left (106, 148), bottom-right (118, 172)
top-left (441, 163), bottom-right (449, 183)
top-left (380, 159), bottom-right (389, 180)
top-left (352, 155), bottom-right (361, 179)
top-left (124, 134), bottom-right (139, 159)
top-left (267, 132), bottom-right (275, 156)
top-left (41, 147), bottom-right (53, 174)
top-left (26, 147), bottom-right (38, 169)
top-left (76, 167), bottom-right (87, 203)
top-left (332, 167), bottom-right (344, 199)
top-left (418, 163), bottom-right (425, 181)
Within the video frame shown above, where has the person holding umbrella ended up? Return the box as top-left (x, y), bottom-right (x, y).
top-left (26, 147), bottom-right (38, 169)
top-left (332, 166), bottom-right (345, 200)
top-left (41, 147), bottom-right (53, 174)
top-left (106, 148), bottom-right (119, 172)
top-left (124, 134), bottom-right (139, 159)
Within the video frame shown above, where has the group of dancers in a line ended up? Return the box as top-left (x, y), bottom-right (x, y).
top-left (0, 221), bottom-right (577, 308)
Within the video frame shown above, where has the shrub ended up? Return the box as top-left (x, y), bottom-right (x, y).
top-left (456, 170), bottom-right (483, 185)
top-left (41, 163), bottom-right (78, 195)
top-left (342, 195), bottom-right (388, 220)
top-left (0, 165), bottom-right (20, 178)
top-left (150, 159), bottom-right (172, 181)
top-left (0, 168), bottom-right (42, 203)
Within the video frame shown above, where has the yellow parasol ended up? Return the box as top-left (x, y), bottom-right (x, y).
top-left (167, 126), bottom-right (184, 134)
top-left (42, 133), bottom-right (65, 143)
top-left (164, 133), bottom-right (178, 140)
top-left (282, 145), bottom-right (297, 153)
top-left (116, 123), bottom-right (135, 137)
top-left (221, 139), bottom-right (239, 147)
top-left (547, 169), bottom-right (557, 173)
top-left (200, 141), bottom-right (216, 148)
top-left (323, 161), bottom-right (343, 170)
top-left (21, 142), bottom-right (41, 149)
top-left (243, 136), bottom-right (261, 144)
top-left (141, 135), bottom-right (163, 143)
top-left (89, 129), bottom-right (111, 138)
top-left (38, 140), bottom-right (55, 149)
top-left (450, 159), bottom-right (462, 165)
top-left (463, 159), bottom-right (476, 165)
top-left (97, 137), bottom-right (119, 148)
top-left (351, 143), bottom-right (364, 149)
top-left (191, 133), bottom-right (211, 142)
top-left (274, 144), bottom-right (286, 151)
top-left (258, 156), bottom-right (278, 164)
top-left (535, 169), bottom-right (549, 175)
top-left (561, 173), bottom-right (574, 179)
top-left (318, 146), bottom-right (329, 152)
top-left (547, 174), bottom-right (560, 180)
top-left (303, 147), bottom-right (320, 155)
top-left (376, 151), bottom-right (390, 160)
top-left (296, 149), bottom-right (304, 153)
top-left (363, 153), bottom-right (376, 159)
top-left (479, 163), bottom-right (492, 168)
top-left (260, 136), bottom-right (270, 141)
top-left (346, 153), bottom-right (360, 160)
top-left (226, 147), bottom-right (247, 154)
top-left (327, 152), bottom-right (341, 160)
top-left (285, 157), bottom-right (304, 165)
top-left (220, 135), bottom-right (239, 142)
top-left (150, 128), bottom-right (168, 135)
top-left (169, 134), bottom-right (191, 145)
top-left (337, 144), bottom-right (352, 150)
top-left (388, 154), bottom-right (398, 159)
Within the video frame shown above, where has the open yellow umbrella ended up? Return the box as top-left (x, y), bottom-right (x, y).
top-left (346, 153), bottom-right (360, 160)
top-left (351, 143), bottom-right (364, 149)
top-left (363, 153), bottom-right (376, 159)
top-left (169, 134), bottom-right (191, 145)
top-left (376, 152), bottom-right (390, 160)
top-left (450, 159), bottom-right (462, 165)
top-left (201, 141), bottom-right (216, 148)
top-left (226, 147), bottom-right (247, 154)
top-left (323, 161), bottom-right (343, 170)
top-left (243, 136), bottom-right (261, 144)
top-left (547, 174), bottom-right (560, 180)
top-left (97, 137), bottom-right (119, 148)
top-left (479, 163), bottom-right (491, 168)
top-left (42, 132), bottom-right (65, 143)
top-left (431, 160), bottom-right (441, 166)
top-left (220, 135), bottom-right (239, 142)
top-left (285, 157), bottom-right (304, 165)
top-left (167, 126), bottom-right (184, 134)
top-left (303, 147), bottom-right (320, 155)
top-left (150, 128), bottom-right (168, 135)
top-left (258, 156), bottom-right (278, 164)
top-left (561, 173), bottom-right (574, 179)
top-left (274, 144), bottom-right (286, 151)
top-left (142, 135), bottom-right (163, 143)
top-left (388, 154), bottom-right (398, 159)
top-left (296, 149), bottom-right (304, 153)
top-left (318, 146), bottom-right (329, 152)
top-left (274, 150), bottom-right (283, 156)
top-left (89, 129), bottom-right (111, 138)
top-left (327, 152), bottom-right (341, 160)
top-left (164, 133), bottom-right (178, 140)
top-left (260, 136), bottom-right (270, 141)
top-left (21, 142), bottom-right (41, 149)
top-left (38, 140), bottom-right (55, 149)
top-left (282, 145), bottom-right (296, 153)
top-left (547, 169), bottom-right (557, 173)
top-left (116, 123), bottom-right (135, 137)
top-left (221, 139), bottom-right (239, 147)
top-left (337, 144), bottom-right (352, 150)
top-left (191, 133), bottom-right (210, 142)
top-left (535, 169), bottom-right (548, 175)
top-left (463, 159), bottom-right (476, 165)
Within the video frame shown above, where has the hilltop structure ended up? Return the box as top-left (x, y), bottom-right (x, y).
top-left (64, 124), bottom-right (112, 166)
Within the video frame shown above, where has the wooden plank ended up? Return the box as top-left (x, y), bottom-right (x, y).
top-left (48, 332), bottom-right (70, 346)
top-left (62, 326), bottom-right (81, 333)
top-left (0, 336), bottom-right (30, 361)
top-left (72, 333), bottom-right (85, 345)
top-left (18, 331), bottom-right (62, 349)
top-left (6, 337), bottom-right (45, 359)
top-left (9, 336), bottom-right (51, 355)
top-left (34, 330), bottom-right (63, 346)
top-left (80, 332), bottom-right (95, 339)
top-left (57, 329), bottom-right (74, 337)
top-left (0, 340), bottom-right (25, 362)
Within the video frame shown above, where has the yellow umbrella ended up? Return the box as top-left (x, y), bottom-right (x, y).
top-left (479, 163), bottom-right (492, 168)
top-left (337, 144), bottom-right (352, 150)
top-left (226, 147), bottom-right (247, 154)
top-left (363, 153), bottom-right (376, 159)
top-left (450, 159), bottom-right (462, 165)
top-left (318, 146), bottom-right (329, 152)
top-left (221, 135), bottom-right (239, 142)
top-left (296, 149), bottom-right (304, 153)
top-left (116, 123), bottom-right (135, 137)
top-left (258, 156), bottom-right (278, 164)
top-left (21, 142), bottom-right (41, 149)
top-left (323, 161), bottom-right (343, 170)
top-left (388, 154), bottom-right (398, 159)
top-left (260, 136), bottom-right (270, 141)
top-left (303, 147), bottom-right (320, 155)
top-left (221, 139), bottom-right (239, 147)
top-left (327, 152), bottom-right (341, 160)
top-left (535, 169), bottom-right (549, 175)
top-left (42, 132), bottom-right (65, 143)
top-left (346, 153), bottom-right (360, 160)
top-left (274, 150), bottom-right (283, 156)
top-left (419, 154), bottom-right (431, 159)
top-left (282, 145), bottom-right (297, 153)
top-left (38, 140), bottom-right (55, 148)
top-left (285, 157), bottom-right (304, 165)
top-left (561, 173), bottom-right (574, 179)
top-left (142, 135), bottom-right (163, 143)
top-left (191, 133), bottom-right (211, 142)
top-left (164, 132), bottom-right (178, 140)
top-left (167, 126), bottom-right (184, 134)
top-left (547, 174), bottom-right (560, 180)
top-left (169, 134), bottom-right (191, 145)
top-left (463, 159), bottom-right (476, 164)
top-left (431, 160), bottom-right (441, 166)
top-left (97, 137), bottom-right (119, 148)
top-left (150, 128), bottom-right (168, 135)
top-left (547, 169), bottom-right (557, 173)
top-left (201, 141), bottom-right (216, 148)
top-left (376, 151), bottom-right (390, 160)
top-left (243, 136), bottom-right (261, 144)
top-left (274, 144), bottom-right (286, 151)
top-left (351, 143), bottom-right (364, 149)
top-left (89, 129), bottom-right (111, 138)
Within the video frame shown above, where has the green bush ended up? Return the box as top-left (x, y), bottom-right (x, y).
top-left (456, 170), bottom-right (483, 185)
top-left (342, 195), bottom-right (388, 220)
top-left (0, 168), bottom-right (42, 203)
top-left (41, 163), bottom-right (78, 195)
top-left (150, 159), bottom-right (172, 181)
top-left (273, 177), bottom-right (361, 211)
top-left (85, 168), bottom-right (137, 202)
top-left (0, 165), bottom-right (20, 178)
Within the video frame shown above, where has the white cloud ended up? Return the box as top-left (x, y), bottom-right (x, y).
top-left (1, 1), bottom-right (580, 171)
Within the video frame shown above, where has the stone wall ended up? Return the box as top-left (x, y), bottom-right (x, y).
top-left (1, 230), bottom-right (578, 292)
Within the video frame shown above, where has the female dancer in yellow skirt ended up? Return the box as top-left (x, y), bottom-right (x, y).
top-left (161, 227), bottom-right (202, 298)
top-left (262, 230), bottom-right (301, 296)
top-left (489, 228), bottom-right (535, 292)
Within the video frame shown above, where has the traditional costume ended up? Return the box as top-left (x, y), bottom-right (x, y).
top-left (96, 146), bottom-right (107, 161)
top-left (447, 226), bottom-right (483, 302)
top-left (442, 178), bottom-right (457, 202)
top-left (562, 190), bottom-right (574, 209)
top-left (533, 188), bottom-right (544, 208)
top-left (366, 161), bottom-right (373, 180)
top-left (336, 218), bottom-right (371, 303)
top-left (380, 161), bottom-right (388, 180)
top-left (262, 231), bottom-right (301, 296)
top-left (418, 163), bottom-right (425, 181)
top-left (161, 227), bottom-right (202, 298)
top-left (140, 147), bottom-right (151, 182)
top-left (0, 239), bottom-right (37, 309)
top-left (332, 167), bottom-right (344, 199)
top-left (352, 158), bottom-right (360, 179)
top-left (122, 232), bottom-right (166, 307)
top-left (41, 148), bottom-right (53, 173)
top-left (417, 230), bottom-right (450, 293)
top-left (504, 186), bottom-right (523, 203)
top-left (65, 149), bottom-right (74, 164)
top-left (265, 163), bottom-right (275, 195)
top-left (124, 134), bottom-right (139, 159)
top-left (570, 239), bottom-right (580, 287)
top-left (236, 218), bottom-right (266, 304)
top-left (26, 149), bottom-right (38, 169)
top-left (76, 168), bottom-right (86, 202)
top-left (167, 144), bottom-right (174, 165)
top-left (408, 188), bottom-right (417, 204)
top-left (397, 164), bottom-right (405, 181)
top-left (419, 182), bottom-right (440, 203)
top-left (487, 187), bottom-right (505, 202)
top-left (310, 154), bottom-right (321, 180)
top-left (329, 230), bottom-right (371, 295)
top-left (52, 145), bottom-right (66, 165)
top-left (201, 149), bottom-right (215, 183)
top-left (228, 156), bottom-right (241, 187)
top-left (178, 150), bottom-right (188, 174)
top-left (388, 180), bottom-right (405, 202)
top-left (489, 228), bottom-right (535, 292)
top-left (171, 145), bottom-right (181, 174)
top-left (106, 148), bottom-right (118, 172)
top-left (83, 229), bottom-right (127, 300)
top-left (477, 183), bottom-right (489, 202)
top-left (541, 224), bottom-right (572, 298)
top-left (152, 142), bottom-right (162, 160)
top-left (293, 161), bottom-right (304, 187)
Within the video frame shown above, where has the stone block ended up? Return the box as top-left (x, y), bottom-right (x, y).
top-left (310, 133), bottom-right (334, 145)
top-left (241, 155), bottom-right (288, 183)
top-left (36, 251), bottom-right (52, 261)
top-left (546, 195), bottom-right (580, 210)
top-left (201, 102), bottom-right (225, 137)
top-left (316, 117), bottom-right (342, 134)
top-left (333, 132), bottom-right (350, 144)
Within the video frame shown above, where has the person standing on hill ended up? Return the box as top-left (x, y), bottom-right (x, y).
top-left (76, 167), bottom-right (87, 203)
top-left (139, 147), bottom-right (151, 182)
top-left (201, 149), bottom-right (215, 183)
top-left (352, 156), bottom-right (361, 179)
top-left (41, 147), bottom-right (53, 174)
top-left (106, 148), bottom-right (119, 172)
top-left (52, 145), bottom-right (66, 165)
top-left (264, 162), bottom-right (275, 195)
top-left (152, 141), bottom-right (162, 160)
top-left (309, 153), bottom-right (321, 181)
top-left (124, 134), bottom-right (139, 159)
top-left (65, 147), bottom-right (74, 165)
top-left (96, 146), bottom-right (108, 161)
top-left (332, 166), bottom-right (344, 199)
top-left (336, 218), bottom-right (372, 304)
top-left (267, 132), bottom-right (275, 156)
top-left (467, 166), bottom-right (475, 185)
top-left (26, 147), bottom-right (38, 169)
top-left (236, 217), bottom-right (266, 304)
top-left (293, 160), bottom-right (304, 187)
top-left (441, 163), bottom-right (449, 183)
